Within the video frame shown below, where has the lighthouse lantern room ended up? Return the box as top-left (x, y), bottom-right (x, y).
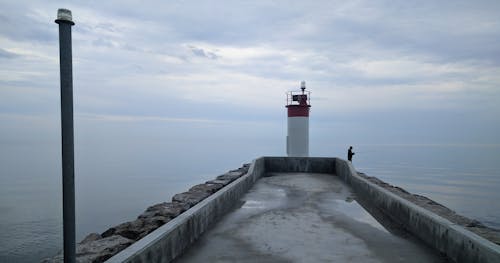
top-left (286, 81), bottom-right (311, 157)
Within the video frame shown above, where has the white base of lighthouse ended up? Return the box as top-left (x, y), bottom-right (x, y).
top-left (287, 117), bottom-right (309, 157)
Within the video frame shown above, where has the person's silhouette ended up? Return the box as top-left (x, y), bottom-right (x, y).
top-left (348, 146), bottom-right (355, 162)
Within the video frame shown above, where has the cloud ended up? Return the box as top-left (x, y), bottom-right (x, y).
top-left (92, 37), bottom-right (116, 48)
top-left (78, 113), bottom-right (227, 124)
top-left (0, 48), bottom-right (19, 59)
top-left (188, 45), bottom-right (219, 60)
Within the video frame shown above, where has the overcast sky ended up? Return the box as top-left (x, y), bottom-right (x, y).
top-left (1, 0), bottom-right (500, 148)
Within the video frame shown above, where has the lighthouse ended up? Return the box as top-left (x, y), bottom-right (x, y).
top-left (286, 81), bottom-right (311, 157)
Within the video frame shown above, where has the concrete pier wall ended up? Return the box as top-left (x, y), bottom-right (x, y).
top-left (106, 158), bottom-right (266, 263)
top-left (107, 157), bottom-right (500, 263)
top-left (335, 158), bottom-right (500, 263)
top-left (264, 156), bottom-right (335, 174)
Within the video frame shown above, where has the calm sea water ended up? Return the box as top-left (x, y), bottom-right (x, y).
top-left (1, 129), bottom-right (499, 262)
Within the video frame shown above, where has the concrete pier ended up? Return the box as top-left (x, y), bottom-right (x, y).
top-left (105, 157), bottom-right (500, 263)
top-left (176, 173), bottom-right (444, 262)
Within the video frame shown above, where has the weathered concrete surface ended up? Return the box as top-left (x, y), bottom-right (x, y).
top-left (176, 173), bottom-right (445, 262)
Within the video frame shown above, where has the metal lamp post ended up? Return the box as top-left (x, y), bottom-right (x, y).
top-left (55, 8), bottom-right (76, 263)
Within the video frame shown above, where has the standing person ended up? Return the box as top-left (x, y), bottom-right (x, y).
top-left (348, 146), bottom-right (355, 162)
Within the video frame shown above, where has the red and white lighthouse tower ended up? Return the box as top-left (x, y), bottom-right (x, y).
top-left (286, 81), bottom-right (311, 157)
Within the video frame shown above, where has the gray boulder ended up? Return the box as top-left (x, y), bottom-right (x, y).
top-left (216, 171), bottom-right (244, 182)
top-left (77, 235), bottom-right (134, 262)
top-left (172, 191), bottom-right (211, 207)
top-left (102, 216), bottom-right (169, 241)
top-left (206, 179), bottom-right (232, 186)
top-left (80, 233), bottom-right (102, 244)
top-left (138, 202), bottom-right (188, 220)
top-left (189, 183), bottom-right (224, 194)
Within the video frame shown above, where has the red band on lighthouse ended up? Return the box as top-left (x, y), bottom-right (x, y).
top-left (287, 105), bottom-right (310, 117)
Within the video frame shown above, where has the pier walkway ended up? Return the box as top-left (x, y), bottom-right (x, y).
top-left (176, 173), bottom-right (446, 262)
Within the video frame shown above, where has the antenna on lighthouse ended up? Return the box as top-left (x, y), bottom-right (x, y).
top-left (300, 80), bottom-right (306, 94)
